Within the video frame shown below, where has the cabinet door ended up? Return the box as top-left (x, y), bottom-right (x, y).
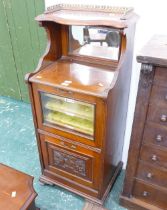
top-left (32, 83), bottom-right (106, 148)
top-left (39, 133), bottom-right (101, 193)
top-left (41, 92), bottom-right (95, 137)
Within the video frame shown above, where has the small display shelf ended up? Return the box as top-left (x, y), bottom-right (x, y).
top-left (25, 4), bottom-right (138, 206)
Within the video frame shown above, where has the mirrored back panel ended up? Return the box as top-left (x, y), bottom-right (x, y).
top-left (69, 26), bottom-right (121, 61)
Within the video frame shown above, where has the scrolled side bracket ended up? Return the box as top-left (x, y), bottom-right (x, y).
top-left (141, 63), bottom-right (153, 74)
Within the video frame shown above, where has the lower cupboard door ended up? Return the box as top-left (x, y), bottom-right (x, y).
top-left (39, 133), bottom-right (101, 191)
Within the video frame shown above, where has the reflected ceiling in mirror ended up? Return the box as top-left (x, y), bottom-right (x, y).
top-left (69, 26), bottom-right (121, 61)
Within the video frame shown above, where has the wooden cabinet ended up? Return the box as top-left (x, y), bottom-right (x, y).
top-left (25, 4), bottom-right (137, 205)
top-left (120, 35), bottom-right (167, 210)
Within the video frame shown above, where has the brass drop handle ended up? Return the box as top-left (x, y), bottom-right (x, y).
top-left (156, 134), bottom-right (163, 142)
top-left (160, 114), bottom-right (167, 122)
top-left (151, 155), bottom-right (157, 161)
top-left (71, 145), bottom-right (77, 150)
top-left (60, 142), bottom-right (77, 150)
top-left (147, 172), bottom-right (153, 179)
top-left (143, 191), bottom-right (149, 197)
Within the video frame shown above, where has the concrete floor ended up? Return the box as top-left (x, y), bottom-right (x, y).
top-left (0, 96), bottom-right (127, 210)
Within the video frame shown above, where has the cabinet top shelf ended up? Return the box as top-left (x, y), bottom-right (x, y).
top-left (30, 59), bottom-right (117, 98)
top-left (36, 4), bottom-right (138, 29)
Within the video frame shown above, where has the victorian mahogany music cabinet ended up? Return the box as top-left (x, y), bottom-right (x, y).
top-left (25, 4), bottom-right (137, 205)
top-left (120, 35), bottom-right (167, 210)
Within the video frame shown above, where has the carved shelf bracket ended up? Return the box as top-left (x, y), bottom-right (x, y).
top-left (141, 63), bottom-right (153, 74)
top-left (141, 64), bottom-right (154, 88)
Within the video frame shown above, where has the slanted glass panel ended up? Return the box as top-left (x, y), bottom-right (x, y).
top-left (69, 26), bottom-right (121, 61)
top-left (40, 92), bottom-right (95, 139)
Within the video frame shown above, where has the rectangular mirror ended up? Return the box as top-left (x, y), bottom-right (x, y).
top-left (69, 26), bottom-right (121, 61)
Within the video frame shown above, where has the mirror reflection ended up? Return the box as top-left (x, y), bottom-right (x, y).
top-left (69, 26), bottom-right (121, 61)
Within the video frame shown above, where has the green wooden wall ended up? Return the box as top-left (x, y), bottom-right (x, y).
top-left (0, 0), bottom-right (46, 102)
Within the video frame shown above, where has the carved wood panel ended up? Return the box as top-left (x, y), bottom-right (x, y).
top-left (47, 142), bottom-right (93, 181)
top-left (53, 150), bottom-right (86, 177)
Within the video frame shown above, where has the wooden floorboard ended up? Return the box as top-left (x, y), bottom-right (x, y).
top-left (83, 201), bottom-right (108, 210)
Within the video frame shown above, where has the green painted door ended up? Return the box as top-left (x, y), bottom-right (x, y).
top-left (0, 0), bottom-right (46, 101)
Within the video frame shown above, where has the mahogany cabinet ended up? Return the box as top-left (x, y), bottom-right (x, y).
top-left (120, 35), bottom-right (167, 210)
top-left (25, 4), bottom-right (137, 205)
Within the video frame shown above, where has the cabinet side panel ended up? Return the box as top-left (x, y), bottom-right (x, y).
top-left (102, 24), bottom-right (136, 194)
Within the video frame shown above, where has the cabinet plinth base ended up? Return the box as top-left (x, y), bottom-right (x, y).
top-left (39, 161), bottom-right (123, 206)
top-left (120, 195), bottom-right (163, 210)
top-left (39, 177), bottom-right (54, 186)
top-left (83, 201), bottom-right (108, 210)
